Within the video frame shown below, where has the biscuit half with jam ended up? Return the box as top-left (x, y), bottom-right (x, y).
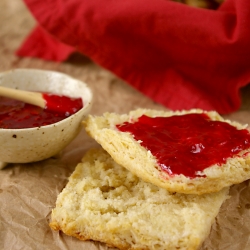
top-left (83, 109), bottom-right (250, 195)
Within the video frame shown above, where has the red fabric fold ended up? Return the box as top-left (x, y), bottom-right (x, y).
top-left (18, 0), bottom-right (250, 114)
top-left (17, 25), bottom-right (76, 62)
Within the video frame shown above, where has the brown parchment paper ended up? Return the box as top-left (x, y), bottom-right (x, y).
top-left (1, 0), bottom-right (250, 249)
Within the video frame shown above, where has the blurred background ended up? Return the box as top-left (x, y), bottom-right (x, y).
top-left (2, 0), bottom-right (250, 121)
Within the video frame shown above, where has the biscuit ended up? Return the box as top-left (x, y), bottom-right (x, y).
top-left (50, 148), bottom-right (229, 250)
top-left (83, 109), bottom-right (250, 194)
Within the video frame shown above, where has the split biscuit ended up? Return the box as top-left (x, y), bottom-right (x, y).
top-left (50, 148), bottom-right (229, 250)
top-left (83, 109), bottom-right (250, 194)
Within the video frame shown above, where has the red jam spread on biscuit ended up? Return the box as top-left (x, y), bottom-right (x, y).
top-left (0, 95), bottom-right (83, 129)
top-left (116, 113), bottom-right (250, 178)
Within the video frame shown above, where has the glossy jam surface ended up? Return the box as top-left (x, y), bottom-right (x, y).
top-left (116, 113), bottom-right (250, 178)
top-left (43, 93), bottom-right (83, 115)
top-left (0, 95), bottom-right (83, 129)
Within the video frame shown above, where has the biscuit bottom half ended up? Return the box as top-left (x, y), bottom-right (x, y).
top-left (50, 148), bottom-right (229, 250)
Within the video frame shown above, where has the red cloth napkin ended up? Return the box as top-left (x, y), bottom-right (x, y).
top-left (17, 0), bottom-right (250, 114)
top-left (17, 25), bottom-right (76, 61)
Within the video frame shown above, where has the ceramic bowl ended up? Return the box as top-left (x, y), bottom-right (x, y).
top-left (0, 69), bottom-right (93, 168)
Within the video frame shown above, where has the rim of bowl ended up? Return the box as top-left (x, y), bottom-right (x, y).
top-left (0, 68), bottom-right (93, 132)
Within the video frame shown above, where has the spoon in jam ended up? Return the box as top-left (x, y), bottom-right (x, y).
top-left (0, 85), bottom-right (83, 116)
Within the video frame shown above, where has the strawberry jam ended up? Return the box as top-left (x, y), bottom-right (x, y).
top-left (0, 96), bottom-right (83, 129)
top-left (116, 113), bottom-right (250, 178)
top-left (43, 93), bottom-right (83, 116)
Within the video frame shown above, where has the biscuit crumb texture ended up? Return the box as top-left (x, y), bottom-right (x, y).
top-left (83, 109), bottom-right (250, 194)
top-left (50, 149), bottom-right (229, 250)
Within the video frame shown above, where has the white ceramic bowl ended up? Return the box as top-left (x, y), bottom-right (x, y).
top-left (0, 69), bottom-right (93, 168)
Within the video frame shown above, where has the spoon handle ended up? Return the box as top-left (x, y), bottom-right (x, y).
top-left (0, 86), bottom-right (46, 108)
